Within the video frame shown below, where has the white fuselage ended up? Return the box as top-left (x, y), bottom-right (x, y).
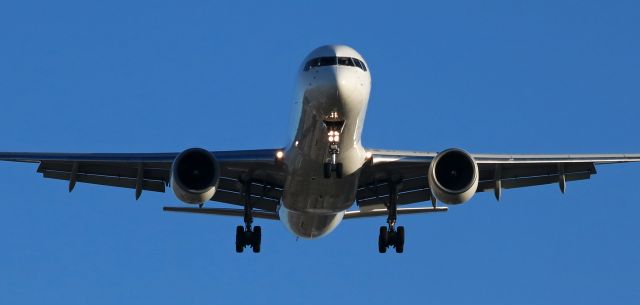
top-left (279, 45), bottom-right (372, 238)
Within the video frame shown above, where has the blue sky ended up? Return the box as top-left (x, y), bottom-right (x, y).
top-left (1, 1), bottom-right (639, 304)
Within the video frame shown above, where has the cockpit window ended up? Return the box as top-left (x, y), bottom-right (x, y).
top-left (318, 57), bottom-right (337, 66)
top-left (304, 58), bottom-right (319, 71)
top-left (338, 57), bottom-right (354, 67)
top-left (353, 59), bottom-right (363, 70)
top-left (353, 58), bottom-right (367, 71)
top-left (304, 56), bottom-right (367, 72)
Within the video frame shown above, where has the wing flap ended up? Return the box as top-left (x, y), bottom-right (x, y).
top-left (210, 189), bottom-right (279, 212)
top-left (357, 175), bottom-right (428, 201)
top-left (163, 206), bottom-right (279, 220)
top-left (217, 177), bottom-right (283, 200)
top-left (344, 206), bottom-right (447, 219)
top-left (478, 162), bottom-right (596, 181)
top-left (42, 170), bottom-right (166, 192)
top-left (478, 171), bottom-right (592, 191)
top-left (37, 161), bottom-right (171, 182)
top-left (357, 188), bottom-right (432, 208)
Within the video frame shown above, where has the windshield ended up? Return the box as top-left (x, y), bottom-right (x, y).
top-left (304, 57), bottom-right (367, 72)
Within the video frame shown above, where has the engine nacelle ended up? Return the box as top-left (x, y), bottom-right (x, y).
top-left (171, 148), bottom-right (220, 204)
top-left (428, 148), bottom-right (479, 204)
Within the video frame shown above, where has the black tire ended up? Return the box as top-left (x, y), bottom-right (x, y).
top-left (378, 226), bottom-right (388, 253)
top-left (335, 163), bottom-right (343, 178)
top-left (252, 226), bottom-right (262, 253)
top-left (395, 226), bottom-right (405, 253)
top-left (235, 226), bottom-right (245, 253)
top-left (323, 163), bottom-right (332, 178)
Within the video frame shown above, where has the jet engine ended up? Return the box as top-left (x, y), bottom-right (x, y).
top-left (428, 148), bottom-right (479, 204)
top-left (171, 148), bottom-right (220, 204)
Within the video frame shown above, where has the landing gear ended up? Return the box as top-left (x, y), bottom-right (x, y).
top-left (378, 225), bottom-right (404, 253)
top-left (235, 179), bottom-right (261, 253)
top-left (235, 225), bottom-right (261, 253)
top-left (323, 112), bottom-right (345, 179)
top-left (378, 179), bottom-right (405, 253)
top-left (323, 161), bottom-right (343, 178)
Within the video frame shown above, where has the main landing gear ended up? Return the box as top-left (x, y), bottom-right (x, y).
top-left (378, 179), bottom-right (405, 253)
top-left (236, 225), bottom-right (261, 253)
top-left (323, 112), bottom-right (345, 179)
top-left (235, 179), bottom-right (261, 253)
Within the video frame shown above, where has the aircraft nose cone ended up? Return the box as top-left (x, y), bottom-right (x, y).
top-left (303, 67), bottom-right (365, 112)
top-left (336, 67), bottom-right (369, 113)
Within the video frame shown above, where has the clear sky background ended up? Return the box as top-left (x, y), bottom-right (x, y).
top-left (1, 1), bottom-right (639, 304)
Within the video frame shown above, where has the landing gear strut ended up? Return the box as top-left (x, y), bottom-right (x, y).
top-left (323, 112), bottom-right (345, 179)
top-left (235, 179), bottom-right (261, 253)
top-left (378, 179), bottom-right (405, 253)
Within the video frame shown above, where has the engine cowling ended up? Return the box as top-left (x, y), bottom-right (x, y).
top-left (171, 148), bottom-right (220, 204)
top-left (428, 148), bottom-right (479, 204)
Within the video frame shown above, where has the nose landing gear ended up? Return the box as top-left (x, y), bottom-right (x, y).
top-left (323, 112), bottom-right (345, 179)
top-left (323, 160), bottom-right (343, 179)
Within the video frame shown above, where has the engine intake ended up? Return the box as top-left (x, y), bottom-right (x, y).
top-left (428, 148), bottom-right (479, 204)
top-left (171, 148), bottom-right (220, 204)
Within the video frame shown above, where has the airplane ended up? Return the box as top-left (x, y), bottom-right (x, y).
top-left (1, 44), bottom-right (639, 254)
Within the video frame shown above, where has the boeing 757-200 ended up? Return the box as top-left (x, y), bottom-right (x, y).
top-left (2, 45), bottom-right (639, 253)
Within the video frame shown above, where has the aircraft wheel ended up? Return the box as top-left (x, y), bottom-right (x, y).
top-left (252, 226), bottom-right (262, 253)
top-left (395, 226), bottom-right (405, 253)
top-left (235, 226), bottom-right (245, 253)
top-left (335, 163), bottom-right (343, 178)
top-left (378, 226), bottom-right (388, 253)
top-left (323, 163), bottom-right (332, 178)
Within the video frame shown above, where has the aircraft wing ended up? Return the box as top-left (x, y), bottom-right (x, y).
top-left (0, 149), bottom-right (285, 212)
top-left (356, 149), bottom-right (640, 208)
top-left (4, 148), bottom-right (639, 214)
